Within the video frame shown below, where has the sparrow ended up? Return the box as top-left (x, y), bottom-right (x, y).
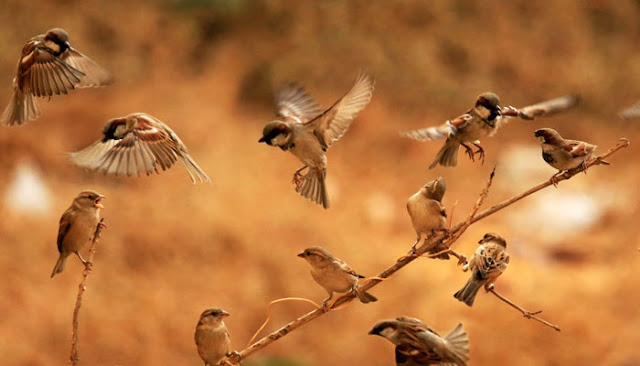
top-left (2, 28), bottom-right (112, 126)
top-left (401, 93), bottom-right (580, 169)
top-left (619, 102), bottom-right (640, 119)
top-left (194, 308), bottom-right (231, 366)
top-left (297, 246), bottom-right (377, 308)
top-left (258, 73), bottom-right (375, 208)
top-left (534, 128), bottom-right (607, 184)
top-left (453, 233), bottom-right (509, 307)
top-left (51, 190), bottom-right (105, 278)
top-left (70, 113), bottom-right (210, 183)
top-left (406, 177), bottom-right (449, 259)
top-left (369, 316), bottom-right (470, 366)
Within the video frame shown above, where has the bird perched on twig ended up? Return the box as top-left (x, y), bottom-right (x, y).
top-left (534, 128), bottom-right (608, 185)
top-left (369, 316), bottom-right (470, 366)
top-left (194, 308), bottom-right (232, 366)
top-left (258, 73), bottom-right (375, 208)
top-left (406, 177), bottom-right (449, 259)
top-left (454, 233), bottom-right (509, 307)
top-left (298, 246), bottom-right (377, 309)
top-left (51, 190), bottom-right (105, 278)
top-left (2, 28), bottom-right (112, 126)
top-left (70, 113), bottom-right (210, 183)
top-left (401, 93), bottom-right (579, 169)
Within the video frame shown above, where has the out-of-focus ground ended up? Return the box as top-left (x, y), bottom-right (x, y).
top-left (0, 1), bottom-right (639, 365)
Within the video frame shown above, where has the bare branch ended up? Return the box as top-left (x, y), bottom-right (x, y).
top-left (487, 285), bottom-right (561, 331)
top-left (227, 139), bottom-right (628, 364)
top-left (69, 218), bottom-right (106, 366)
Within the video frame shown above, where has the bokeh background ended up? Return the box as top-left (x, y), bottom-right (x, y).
top-left (1, 0), bottom-right (639, 365)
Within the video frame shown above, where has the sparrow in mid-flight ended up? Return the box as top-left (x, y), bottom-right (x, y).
top-left (2, 28), bottom-right (112, 126)
top-left (70, 113), bottom-right (210, 183)
top-left (369, 316), bottom-right (470, 366)
top-left (259, 73), bottom-right (375, 208)
top-left (401, 93), bottom-right (579, 169)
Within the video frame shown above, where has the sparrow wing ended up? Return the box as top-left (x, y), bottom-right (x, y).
top-left (563, 140), bottom-right (596, 157)
top-left (60, 47), bottom-right (113, 88)
top-left (619, 102), bottom-right (640, 119)
top-left (477, 244), bottom-right (509, 278)
top-left (400, 112), bottom-right (472, 141)
top-left (516, 94), bottom-right (580, 120)
top-left (56, 208), bottom-right (75, 253)
top-left (275, 84), bottom-right (322, 123)
top-left (23, 48), bottom-right (84, 97)
top-left (334, 257), bottom-right (363, 278)
top-left (304, 72), bottom-right (375, 149)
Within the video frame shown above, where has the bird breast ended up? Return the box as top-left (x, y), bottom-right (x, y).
top-left (407, 196), bottom-right (446, 234)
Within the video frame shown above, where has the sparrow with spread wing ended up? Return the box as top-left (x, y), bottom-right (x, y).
top-left (51, 190), bottom-right (105, 278)
top-left (298, 246), bottom-right (377, 309)
top-left (70, 113), bottom-right (210, 183)
top-left (369, 316), bottom-right (470, 366)
top-left (406, 177), bottom-right (449, 259)
top-left (2, 28), bottom-right (112, 126)
top-left (453, 233), bottom-right (509, 307)
top-left (401, 93), bottom-right (579, 169)
top-left (259, 73), bottom-right (375, 208)
top-left (534, 128), bottom-right (608, 185)
top-left (194, 308), bottom-right (232, 366)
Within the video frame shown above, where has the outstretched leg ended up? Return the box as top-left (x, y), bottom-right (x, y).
top-left (472, 142), bottom-right (485, 165)
top-left (292, 166), bottom-right (309, 187)
top-left (461, 143), bottom-right (475, 161)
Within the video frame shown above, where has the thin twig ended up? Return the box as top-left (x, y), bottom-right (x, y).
top-left (228, 139), bottom-right (628, 364)
top-left (69, 218), bottom-right (105, 366)
top-left (487, 285), bottom-right (561, 331)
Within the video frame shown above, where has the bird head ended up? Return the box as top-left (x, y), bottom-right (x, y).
top-left (422, 176), bottom-right (446, 202)
top-left (259, 121), bottom-right (292, 147)
top-left (297, 246), bottom-right (333, 266)
top-left (198, 308), bottom-right (230, 326)
top-left (44, 28), bottom-right (71, 53)
top-left (476, 92), bottom-right (502, 120)
top-left (534, 128), bottom-right (563, 145)
top-left (478, 233), bottom-right (507, 247)
top-left (74, 190), bottom-right (105, 210)
top-left (368, 320), bottom-right (399, 342)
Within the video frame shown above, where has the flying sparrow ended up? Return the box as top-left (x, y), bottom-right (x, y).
top-left (401, 93), bottom-right (579, 169)
top-left (619, 102), bottom-right (640, 119)
top-left (534, 128), bottom-right (608, 185)
top-left (51, 190), bottom-right (105, 278)
top-left (258, 73), bottom-right (375, 208)
top-left (406, 177), bottom-right (449, 259)
top-left (453, 233), bottom-right (509, 307)
top-left (297, 246), bottom-right (377, 309)
top-left (2, 28), bottom-right (112, 126)
top-left (194, 308), bottom-right (232, 366)
top-left (70, 113), bottom-right (210, 183)
top-left (369, 316), bottom-right (470, 366)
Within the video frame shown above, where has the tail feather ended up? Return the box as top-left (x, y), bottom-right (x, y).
top-left (296, 167), bottom-right (329, 209)
top-left (2, 88), bottom-right (41, 126)
top-left (429, 139), bottom-right (459, 169)
top-left (50, 255), bottom-right (67, 278)
top-left (179, 153), bottom-right (210, 183)
top-left (453, 276), bottom-right (486, 307)
top-left (443, 323), bottom-right (470, 366)
top-left (355, 290), bottom-right (377, 304)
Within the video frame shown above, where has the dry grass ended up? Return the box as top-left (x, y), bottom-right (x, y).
top-left (0, 0), bottom-right (639, 365)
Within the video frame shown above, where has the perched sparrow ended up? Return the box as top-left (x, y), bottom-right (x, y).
top-left (369, 316), bottom-right (470, 366)
top-left (51, 190), bottom-right (105, 278)
top-left (297, 246), bottom-right (377, 308)
top-left (453, 233), bottom-right (509, 307)
top-left (534, 128), bottom-right (607, 184)
top-left (619, 102), bottom-right (640, 119)
top-left (406, 177), bottom-right (449, 259)
top-left (259, 73), bottom-right (375, 208)
top-left (401, 93), bottom-right (579, 169)
top-left (194, 308), bottom-right (231, 366)
top-left (2, 28), bottom-right (112, 126)
top-left (70, 113), bottom-right (210, 183)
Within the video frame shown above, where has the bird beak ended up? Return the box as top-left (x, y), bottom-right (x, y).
top-left (65, 41), bottom-right (71, 48)
top-left (258, 136), bottom-right (267, 143)
top-left (496, 106), bottom-right (502, 116)
top-left (478, 239), bottom-right (484, 244)
top-left (220, 310), bottom-right (230, 318)
top-left (95, 196), bottom-right (105, 209)
top-left (297, 251), bottom-right (305, 258)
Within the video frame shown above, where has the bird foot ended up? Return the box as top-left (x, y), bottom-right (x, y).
top-left (224, 351), bottom-right (241, 365)
top-left (472, 143), bottom-right (485, 165)
top-left (461, 143), bottom-right (476, 162)
top-left (484, 283), bottom-right (495, 292)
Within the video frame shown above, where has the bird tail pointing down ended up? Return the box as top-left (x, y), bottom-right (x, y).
top-left (429, 139), bottom-right (459, 169)
top-left (2, 87), bottom-right (40, 126)
top-left (453, 276), bottom-right (486, 307)
top-left (296, 167), bottom-right (329, 209)
top-left (50, 255), bottom-right (67, 278)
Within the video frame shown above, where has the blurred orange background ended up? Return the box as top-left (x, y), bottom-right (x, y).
top-left (0, 1), bottom-right (639, 365)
